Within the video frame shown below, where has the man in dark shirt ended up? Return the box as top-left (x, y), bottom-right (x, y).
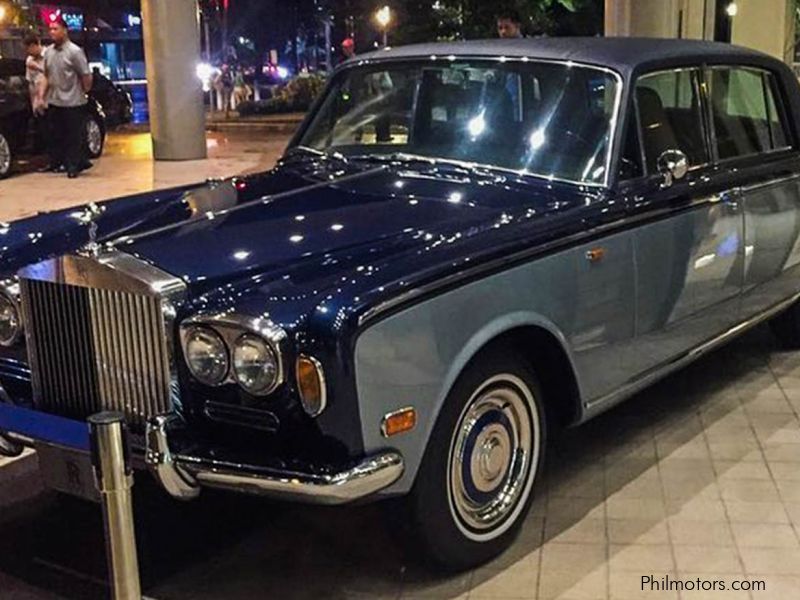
top-left (496, 10), bottom-right (525, 39)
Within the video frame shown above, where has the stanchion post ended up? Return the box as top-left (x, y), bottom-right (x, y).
top-left (89, 412), bottom-right (142, 600)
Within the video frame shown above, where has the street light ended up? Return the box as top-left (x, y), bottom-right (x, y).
top-left (0, 5), bottom-right (7, 24)
top-left (375, 5), bottom-right (392, 47)
top-left (725, 2), bottom-right (738, 17)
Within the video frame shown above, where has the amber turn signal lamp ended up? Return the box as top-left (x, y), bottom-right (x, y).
top-left (381, 407), bottom-right (417, 438)
top-left (296, 355), bottom-right (327, 417)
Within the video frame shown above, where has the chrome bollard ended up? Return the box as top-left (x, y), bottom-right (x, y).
top-left (88, 412), bottom-right (142, 600)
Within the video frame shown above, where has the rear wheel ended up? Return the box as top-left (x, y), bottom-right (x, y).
top-left (0, 132), bottom-right (12, 179)
top-left (86, 115), bottom-right (105, 159)
top-left (401, 350), bottom-right (545, 571)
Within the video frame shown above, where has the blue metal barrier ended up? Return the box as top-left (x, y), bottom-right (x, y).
top-left (0, 403), bottom-right (90, 452)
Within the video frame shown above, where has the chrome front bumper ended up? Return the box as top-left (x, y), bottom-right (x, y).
top-left (0, 407), bottom-right (404, 505)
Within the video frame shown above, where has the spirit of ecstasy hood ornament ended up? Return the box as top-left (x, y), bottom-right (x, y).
top-left (78, 203), bottom-right (105, 257)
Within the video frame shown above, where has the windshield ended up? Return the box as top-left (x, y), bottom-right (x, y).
top-left (297, 59), bottom-right (620, 185)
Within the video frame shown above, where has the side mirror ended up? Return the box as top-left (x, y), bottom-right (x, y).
top-left (656, 149), bottom-right (689, 188)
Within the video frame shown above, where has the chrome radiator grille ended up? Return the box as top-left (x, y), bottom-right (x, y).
top-left (20, 278), bottom-right (173, 428)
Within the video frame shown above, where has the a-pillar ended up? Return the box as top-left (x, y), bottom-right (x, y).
top-left (141, 0), bottom-right (207, 161)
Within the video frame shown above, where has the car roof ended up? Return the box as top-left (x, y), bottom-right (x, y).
top-left (351, 37), bottom-right (779, 78)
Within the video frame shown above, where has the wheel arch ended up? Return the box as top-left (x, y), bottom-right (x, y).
top-left (438, 315), bottom-right (584, 433)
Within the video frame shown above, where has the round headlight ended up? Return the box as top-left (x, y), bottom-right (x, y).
top-left (184, 327), bottom-right (229, 385)
top-left (233, 335), bottom-right (280, 395)
top-left (0, 293), bottom-right (21, 347)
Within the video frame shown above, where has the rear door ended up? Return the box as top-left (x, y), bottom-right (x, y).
top-left (622, 67), bottom-right (745, 378)
top-left (705, 66), bottom-right (800, 316)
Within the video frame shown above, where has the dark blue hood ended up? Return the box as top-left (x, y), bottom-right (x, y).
top-left (0, 158), bottom-right (603, 330)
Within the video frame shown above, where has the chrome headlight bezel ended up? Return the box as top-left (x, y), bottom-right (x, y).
top-left (0, 282), bottom-right (22, 348)
top-left (182, 326), bottom-right (230, 386)
top-left (179, 314), bottom-right (286, 396)
top-left (232, 334), bottom-right (281, 396)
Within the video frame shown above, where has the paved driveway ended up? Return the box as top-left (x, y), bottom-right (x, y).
top-left (1, 326), bottom-right (799, 599)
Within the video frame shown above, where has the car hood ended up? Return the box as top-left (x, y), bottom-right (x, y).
top-left (123, 163), bottom-right (588, 299)
top-left (0, 158), bottom-right (600, 327)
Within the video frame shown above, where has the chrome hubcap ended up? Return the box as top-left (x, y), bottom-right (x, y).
top-left (87, 119), bottom-right (102, 155)
top-left (448, 374), bottom-right (539, 540)
top-left (0, 135), bottom-right (10, 175)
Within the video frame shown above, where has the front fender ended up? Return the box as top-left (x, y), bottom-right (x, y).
top-left (355, 304), bottom-right (579, 496)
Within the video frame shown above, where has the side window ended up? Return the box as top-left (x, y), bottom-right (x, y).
top-left (635, 69), bottom-right (708, 174)
top-left (708, 67), bottom-right (791, 159)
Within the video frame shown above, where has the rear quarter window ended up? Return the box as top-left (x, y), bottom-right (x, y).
top-left (707, 67), bottom-right (792, 160)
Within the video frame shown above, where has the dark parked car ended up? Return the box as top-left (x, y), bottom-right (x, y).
top-left (0, 58), bottom-right (107, 178)
top-left (90, 70), bottom-right (133, 127)
top-left (2, 38), bottom-right (800, 569)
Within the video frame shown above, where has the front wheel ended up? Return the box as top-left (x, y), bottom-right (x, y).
top-left (86, 115), bottom-right (105, 159)
top-left (0, 132), bottom-right (12, 179)
top-left (401, 350), bottom-right (546, 571)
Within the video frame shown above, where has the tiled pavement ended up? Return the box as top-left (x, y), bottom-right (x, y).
top-left (3, 327), bottom-right (800, 599)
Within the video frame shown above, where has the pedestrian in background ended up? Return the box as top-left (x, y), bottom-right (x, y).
top-left (497, 10), bottom-right (525, 39)
top-left (24, 33), bottom-right (48, 156)
top-left (341, 38), bottom-right (356, 63)
top-left (214, 65), bottom-right (234, 118)
top-left (24, 34), bottom-right (47, 115)
top-left (43, 15), bottom-right (93, 178)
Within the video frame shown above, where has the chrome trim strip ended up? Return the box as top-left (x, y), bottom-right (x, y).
top-left (583, 291), bottom-right (800, 417)
top-left (739, 172), bottom-right (800, 193)
top-left (144, 415), bottom-right (403, 504)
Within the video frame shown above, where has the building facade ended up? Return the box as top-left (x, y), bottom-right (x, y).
top-left (605, 0), bottom-right (796, 64)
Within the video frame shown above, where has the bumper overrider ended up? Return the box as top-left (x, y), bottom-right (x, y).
top-left (0, 405), bottom-right (404, 505)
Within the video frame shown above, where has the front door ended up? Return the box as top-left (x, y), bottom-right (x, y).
top-left (621, 67), bottom-right (745, 380)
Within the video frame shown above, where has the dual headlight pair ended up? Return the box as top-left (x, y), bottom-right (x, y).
top-left (181, 318), bottom-right (327, 417)
top-left (182, 323), bottom-right (282, 396)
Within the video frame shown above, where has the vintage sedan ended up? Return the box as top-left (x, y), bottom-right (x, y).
top-left (2, 38), bottom-right (800, 569)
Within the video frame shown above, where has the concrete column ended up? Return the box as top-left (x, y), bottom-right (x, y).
top-left (141, 0), bottom-right (207, 161)
top-left (731, 0), bottom-right (796, 63)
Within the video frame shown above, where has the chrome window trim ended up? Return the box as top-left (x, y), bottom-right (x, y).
top-left (180, 313), bottom-right (287, 395)
top-left (301, 56), bottom-right (625, 189)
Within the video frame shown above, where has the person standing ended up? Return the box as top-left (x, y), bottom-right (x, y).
top-left (341, 38), bottom-right (356, 63)
top-left (496, 10), bottom-right (525, 39)
top-left (24, 34), bottom-right (48, 155)
top-left (43, 15), bottom-right (93, 178)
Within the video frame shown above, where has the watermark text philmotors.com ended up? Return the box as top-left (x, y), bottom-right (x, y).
top-left (642, 575), bottom-right (766, 592)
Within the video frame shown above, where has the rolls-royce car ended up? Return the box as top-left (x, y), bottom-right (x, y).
top-left (2, 38), bottom-right (800, 569)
